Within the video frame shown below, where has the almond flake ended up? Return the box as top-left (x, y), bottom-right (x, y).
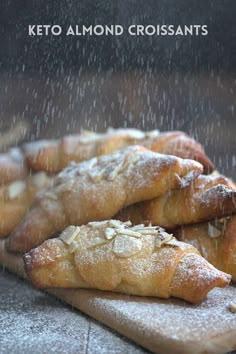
top-left (88, 221), bottom-right (110, 228)
top-left (68, 240), bottom-right (79, 253)
top-left (108, 220), bottom-right (123, 228)
top-left (8, 180), bottom-right (26, 199)
top-left (32, 172), bottom-right (48, 188)
top-left (122, 154), bottom-right (140, 176)
top-left (88, 168), bottom-right (104, 183)
top-left (59, 226), bottom-right (80, 245)
top-left (87, 237), bottom-right (107, 249)
top-left (104, 228), bottom-right (117, 240)
top-left (117, 228), bottom-right (141, 238)
top-left (138, 229), bottom-right (161, 235)
top-left (112, 235), bottom-right (142, 258)
top-left (107, 161), bottom-right (125, 180)
top-left (228, 302), bottom-right (236, 313)
top-left (208, 223), bottom-right (222, 238)
top-left (132, 224), bottom-right (145, 230)
top-left (155, 233), bottom-right (173, 248)
top-left (124, 220), bottom-right (132, 226)
top-left (155, 238), bottom-right (163, 248)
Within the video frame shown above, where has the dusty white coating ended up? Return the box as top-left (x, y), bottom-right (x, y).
top-left (86, 285), bottom-right (236, 342)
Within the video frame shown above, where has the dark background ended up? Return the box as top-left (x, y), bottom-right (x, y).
top-left (0, 0), bottom-right (235, 177)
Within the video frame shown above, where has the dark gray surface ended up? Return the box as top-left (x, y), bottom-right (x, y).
top-left (0, 269), bottom-right (148, 354)
top-left (0, 72), bottom-right (235, 179)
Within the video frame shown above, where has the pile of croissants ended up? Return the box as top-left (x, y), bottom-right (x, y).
top-left (1, 128), bottom-right (236, 304)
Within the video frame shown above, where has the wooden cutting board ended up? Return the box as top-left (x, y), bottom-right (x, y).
top-left (1, 240), bottom-right (236, 354)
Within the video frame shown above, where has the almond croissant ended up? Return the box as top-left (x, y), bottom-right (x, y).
top-left (177, 215), bottom-right (236, 281)
top-left (0, 172), bottom-right (52, 238)
top-left (23, 129), bottom-right (214, 174)
top-left (116, 174), bottom-right (236, 229)
top-left (0, 148), bottom-right (28, 184)
top-left (23, 220), bottom-right (231, 304)
top-left (6, 145), bottom-right (203, 253)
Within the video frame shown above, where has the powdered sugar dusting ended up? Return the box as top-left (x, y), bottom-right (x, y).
top-left (31, 220), bottom-right (230, 301)
top-left (84, 285), bottom-right (236, 344)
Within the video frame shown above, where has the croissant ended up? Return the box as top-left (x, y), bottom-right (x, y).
top-left (177, 215), bottom-right (236, 281)
top-left (143, 131), bottom-right (214, 174)
top-left (0, 147), bottom-right (28, 184)
top-left (6, 145), bottom-right (203, 253)
top-left (116, 174), bottom-right (236, 229)
top-left (23, 128), bottom-right (159, 172)
top-left (23, 129), bottom-right (214, 173)
top-left (0, 172), bottom-right (52, 237)
top-left (23, 220), bottom-right (231, 304)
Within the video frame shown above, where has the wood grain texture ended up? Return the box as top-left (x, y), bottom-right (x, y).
top-left (0, 240), bottom-right (236, 354)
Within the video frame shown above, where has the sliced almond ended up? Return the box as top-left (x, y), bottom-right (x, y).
top-left (208, 223), bottom-right (222, 238)
top-left (88, 220), bottom-right (110, 228)
top-left (138, 229), bottom-right (161, 235)
top-left (109, 220), bottom-right (125, 228)
top-left (124, 220), bottom-right (132, 227)
top-left (122, 154), bottom-right (140, 176)
top-left (87, 237), bottom-right (107, 249)
top-left (132, 224), bottom-right (145, 230)
top-left (228, 302), bottom-right (236, 313)
top-left (117, 228), bottom-right (141, 238)
top-left (107, 161), bottom-right (125, 180)
top-left (113, 235), bottom-right (142, 258)
top-left (32, 172), bottom-right (48, 188)
top-left (155, 233), bottom-right (173, 248)
top-left (88, 168), bottom-right (105, 183)
top-left (155, 237), bottom-right (163, 248)
top-left (104, 228), bottom-right (117, 240)
top-left (59, 225), bottom-right (80, 245)
top-left (8, 180), bottom-right (26, 199)
top-left (68, 240), bottom-right (79, 253)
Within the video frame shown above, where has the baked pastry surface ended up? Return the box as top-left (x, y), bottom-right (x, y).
top-left (24, 220), bottom-right (231, 304)
top-left (6, 145), bottom-right (202, 253)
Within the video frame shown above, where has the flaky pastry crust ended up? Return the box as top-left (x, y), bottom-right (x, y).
top-left (6, 145), bottom-right (203, 253)
top-left (177, 215), bottom-right (236, 281)
top-left (0, 148), bottom-right (28, 184)
top-left (0, 172), bottom-right (52, 237)
top-left (23, 129), bottom-right (214, 174)
top-left (24, 220), bottom-right (231, 304)
top-left (117, 174), bottom-right (236, 228)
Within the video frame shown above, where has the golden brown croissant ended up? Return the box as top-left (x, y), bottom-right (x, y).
top-left (23, 220), bottom-right (231, 304)
top-left (6, 145), bottom-right (203, 253)
top-left (177, 215), bottom-right (236, 281)
top-left (23, 129), bottom-right (214, 173)
top-left (116, 174), bottom-right (236, 229)
top-left (0, 172), bottom-right (52, 238)
top-left (23, 128), bottom-right (159, 172)
top-left (0, 147), bottom-right (28, 184)
top-left (143, 131), bottom-right (214, 174)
